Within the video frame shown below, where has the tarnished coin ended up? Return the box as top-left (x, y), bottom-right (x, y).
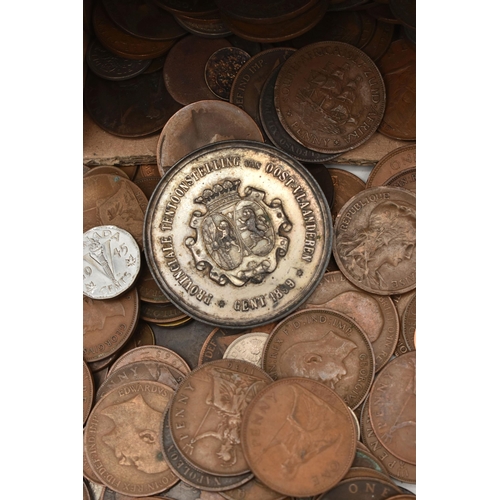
top-left (84, 166), bottom-right (131, 180)
top-left (173, 13), bottom-right (232, 39)
top-left (241, 377), bottom-right (357, 497)
top-left (84, 429), bottom-right (103, 484)
top-left (366, 145), bottom-right (416, 188)
top-left (352, 446), bottom-right (389, 476)
top-left (83, 225), bottom-right (141, 300)
top-left (119, 321), bottom-right (156, 353)
top-left (156, 101), bottom-right (264, 174)
top-left (391, 290), bottom-right (414, 357)
top-left (401, 292), bottom-right (415, 351)
top-left (110, 345), bottom-right (191, 377)
top-left (199, 328), bottom-right (256, 366)
top-left (83, 288), bottom-right (139, 362)
top-left (133, 164), bottom-right (163, 200)
top-left (136, 261), bottom-right (171, 304)
top-left (222, 332), bottom-right (269, 367)
top-left (389, 0), bottom-right (415, 29)
top-left (333, 186), bottom-right (416, 295)
top-left (220, 477), bottom-right (287, 500)
top-left (205, 47), bottom-right (251, 101)
top-left (303, 163), bottom-right (335, 209)
top-left (140, 302), bottom-right (189, 325)
top-left (84, 361), bottom-right (95, 425)
top-left (85, 380), bottom-right (178, 496)
top-left (357, 11), bottom-right (377, 49)
top-left (274, 41), bottom-right (386, 154)
top-left (169, 359), bottom-right (272, 476)
top-left (360, 21), bottom-right (394, 62)
top-left (368, 352), bottom-right (416, 465)
top-left (263, 308), bottom-right (375, 409)
top-left (328, 168), bottom-right (366, 221)
top-left (144, 141), bottom-right (333, 328)
top-left (317, 476), bottom-right (402, 499)
top-left (84, 482), bottom-right (91, 500)
top-left (155, 0), bottom-right (219, 17)
top-left (383, 167), bottom-right (416, 194)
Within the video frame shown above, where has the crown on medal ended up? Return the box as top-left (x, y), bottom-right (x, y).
top-left (195, 179), bottom-right (241, 213)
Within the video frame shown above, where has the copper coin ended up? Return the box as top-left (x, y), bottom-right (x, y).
top-left (83, 174), bottom-right (149, 249)
top-left (274, 41), bottom-right (386, 154)
top-left (156, 100), bottom-right (264, 174)
top-left (144, 141), bottom-right (333, 328)
top-left (329, 168), bottom-right (366, 221)
top-left (366, 145), bottom-right (416, 188)
top-left (86, 39), bottom-right (152, 81)
top-left (352, 446), bottom-right (389, 475)
top-left (85, 380), bottom-right (178, 496)
top-left (102, 0), bottom-right (187, 41)
top-left (383, 167), bottom-right (416, 194)
top-left (110, 345), bottom-right (191, 377)
top-left (88, 352), bottom-right (120, 374)
top-left (84, 361), bottom-right (95, 425)
top-left (259, 66), bottom-right (340, 163)
top-left (119, 321), bottom-right (157, 353)
top-left (84, 70), bottom-right (182, 138)
top-left (84, 166), bottom-right (131, 179)
top-left (389, 0), bottom-right (415, 29)
top-left (134, 164), bottom-right (163, 199)
top-left (333, 186), bottom-right (416, 295)
top-left (163, 481), bottom-right (228, 499)
top-left (163, 36), bottom-right (232, 105)
top-left (343, 467), bottom-right (392, 481)
top-left (140, 302), bottom-right (189, 324)
top-left (357, 11), bottom-right (377, 48)
top-left (84, 482), bottom-right (91, 500)
top-left (376, 39), bottom-right (415, 141)
top-left (241, 377), bottom-right (357, 497)
top-left (391, 290), bottom-right (413, 357)
top-left (93, 2), bottom-right (177, 60)
top-left (137, 263), bottom-right (171, 304)
top-left (155, 0), bottom-right (219, 17)
top-left (368, 352), bottom-right (416, 465)
top-left (361, 21), bottom-right (395, 61)
top-left (84, 428), bottom-right (103, 484)
top-left (317, 476), bottom-right (401, 499)
top-left (173, 14), bottom-right (232, 38)
top-left (401, 292), bottom-right (415, 351)
top-left (263, 308), bottom-right (375, 409)
top-left (83, 289), bottom-right (139, 362)
top-left (169, 359), bottom-right (272, 476)
top-left (229, 47), bottom-right (296, 129)
top-left (205, 47), bottom-right (251, 101)
top-left (302, 271), bottom-right (398, 372)
top-left (161, 408), bottom-right (254, 491)
top-left (222, 332), bottom-right (269, 367)
top-left (220, 478), bottom-right (287, 500)
top-left (366, 3), bottom-right (401, 24)
top-left (96, 360), bottom-right (185, 400)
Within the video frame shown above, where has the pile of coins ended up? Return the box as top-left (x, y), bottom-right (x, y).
top-left (83, 1), bottom-right (416, 499)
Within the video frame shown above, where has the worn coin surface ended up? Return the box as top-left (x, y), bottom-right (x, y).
top-left (84, 361), bottom-right (95, 425)
top-left (263, 308), bottom-right (375, 409)
top-left (366, 145), bottom-right (416, 188)
top-left (222, 332), bottom-right (269, 367)
top-left (136, 263), bottom-right (171, 304)
top-left (401, 292), bottom-right (416, 351)
top-left (274, 41), bottom-right (386, 154)
top-left (328, 168), bottom-right (366, 221)
top-left (333, 186), bottom-right (416, 295)
top-left (383, 167), bottom-right (416, 194)
top-left (144, 141), bottom-right (333, 328)
top-left (169, 359), bottom-right (272, 476)
top-left (83, 225), bottom-right (141, 300)
top-left (241, 377), bottom-right (357, 497)
top-left (360, 21), bottom-right (394, 62)
top-left (368, 352), bottom-right (416, 465)
top-left (219, 477), bottom-right (287, 500)
top-left (85, 380), bottom-right (178, 496)
top-left (317, 476), bottom-right (402, 499)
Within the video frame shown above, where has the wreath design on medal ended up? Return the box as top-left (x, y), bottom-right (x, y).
top-left (185, 179), bottom-right (292, 286)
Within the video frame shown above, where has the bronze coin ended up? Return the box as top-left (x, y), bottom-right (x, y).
top-left (137, 262), bottom-right (171, 304)
top-left (229, 47), bottom-right (296, 129)
top-left (84, 166), bottom-right (131, 179)
top-left (140, 301), bottom-right (189, 324)
top-left (96, 360), bottom-right (185, 400)
top-left (93, 2), bottom-right (177, 60)
top-left (83, 289), bottom-right (140, 363)
top-left (241, 377), bottom-right (357, 497)
top-left (357, 11), bottom-right (377, 48)
top-left (328, 168), bottom-right (366, 221)
top-left (343, 467), bottom-right (392, 481)
top-left (376, 38), bottom-right (416, 141)
top-left (84, 428), bottom-right (103, 484)
top-left (401, 292), bottom-right (415, 351)
top-left (84, 360), bottom-right (95, 425)
top-left (333, 186), bottom-right (416, 295)
top-left (144, 141), bottom-right (333, 328)
top-left (352, 446), bottom-right (389, 476)
top-left (169, 360), bottom-right (272, 476)
top-left (361, 21), bottom-right (395, 62)
top-left (274, 41), bottom-right (386, 154)
top-left (88, 352), bottom-right (120, 373)
top-left (327, 0), bottom-right (371, 11)
top-left (84, 70), bottom-right (182, 138)
top-left (205, 47), bottom-right (252, 101)
top-left (133, 164), bottom-right (163, 199)
top-left (391, 290), bottom-right (414, 357)
top-left (163, 36), bottom-right (232, 105)
top-left (302, 271), bottom-right (398, 372)
top-left (83, 174), bottom-right (149, 249)
top-left (220, 477), bottom-right (287, 500)
top-left (156, 100), bottom-right (264, 174)
top-left (154, 0), bottom-right (219, 17)
top-left (85, 380), bottom-right (178, 496)
top-left (109, 345), bottom-right (191, 377)
top-left (317, 476), bottom-right (401, 499)
top-left (161, 408), bottom-right (254, 491)
top-left (366, 3), bottom-right (401, 24)
top-left (86, 39), bottom-right (152, 81)
top-left (382, 167), bottom-right (416, 194)
top-left (389, 0), bottom-right (415, 29)
top-left (102, 0), bottom-right (187, 41)
top-left (368, 352), bottom-right (416, 465)
top-left (263, 308), bottom-right (375, 409)
top-left (259, 66), bottom-right (340, 163)
top-left (119, 321), bottom-right (157, 353)
top-left (173, 13), bottom-right (232, 39)
top-left (365, 144), bottom-right (416, 188)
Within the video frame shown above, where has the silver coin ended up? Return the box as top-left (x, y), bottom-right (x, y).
top-left (83, 225), bottom-right (141, 299)
top-left (222, 332), bottom-right (269, 367)
top-left (144, 140), bottom-right (333, 328)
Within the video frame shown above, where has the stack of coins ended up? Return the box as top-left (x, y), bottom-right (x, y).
top-left (83, 1), bottom-right (416, 498)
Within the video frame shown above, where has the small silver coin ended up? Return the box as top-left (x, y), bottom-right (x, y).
top-left (222, 332), bottom-right (269, 367)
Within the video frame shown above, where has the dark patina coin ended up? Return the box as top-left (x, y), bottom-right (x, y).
top-left (361, 21), bottom-right (395, 61)
top-left (383, 167), bottom-right (416, 194)
top-left (86, 38), bottom-right (152, 80)
top-left (84, 70), bottom-right (182, 137)
top-left (154, 0), bottom-right (219, 17)
top-left (174, 12), bottom-right (232, 38)
top-left (389, 0), bottom-right (415, 29)
top-left (205, 47), bottom-right (251, 100)
top-left (317, 476), bottom-right (402, 499)
top-left (328, 168), bottom-right (366, 221)
top-left (302, 163), bottom-right (335, 209)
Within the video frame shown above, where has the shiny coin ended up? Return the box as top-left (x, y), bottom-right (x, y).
top-left (145, 141), bottom-right (333, 328)
top-left (83, 225), bottom-right (141, 300)
top-left (222, 332), bottom-right (269, 367)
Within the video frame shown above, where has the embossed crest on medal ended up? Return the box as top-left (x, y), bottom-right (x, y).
top-left (144, 141), bottom-right (333, 327)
